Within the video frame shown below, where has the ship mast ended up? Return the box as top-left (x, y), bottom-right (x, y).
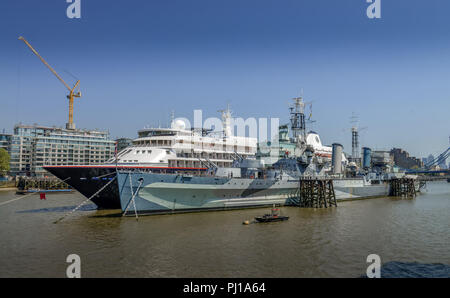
top-left (290, 95), bottom-right (306, 142)
top-left (218, 104), bottom-right (232, 139)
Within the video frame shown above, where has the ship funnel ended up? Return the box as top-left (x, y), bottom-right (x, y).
top-left (362, 147), bottom-right (372, 169)
top-left (332, 143), bottom-right (343, 175)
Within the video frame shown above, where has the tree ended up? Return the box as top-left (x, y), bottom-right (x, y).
top-left (0, 148), bottom-right (10, 176)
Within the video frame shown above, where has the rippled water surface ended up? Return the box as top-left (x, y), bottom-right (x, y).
top-left (0, 181), bottom-right (449, 277)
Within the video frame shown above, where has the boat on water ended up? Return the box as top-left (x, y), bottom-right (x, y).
top-left (255, 208), bottom-right (289, 223)
top-left (46, 95), bottom-right (422, 212)
top-left (44, 107), bottom-right (257, 209)
top-left (116, 95), bottom-right (421, 216)
top-left (116, 155), bottom-right (398, 215)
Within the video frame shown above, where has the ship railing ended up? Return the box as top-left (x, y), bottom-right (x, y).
top-left (231, 151), bottom-right (245, 162)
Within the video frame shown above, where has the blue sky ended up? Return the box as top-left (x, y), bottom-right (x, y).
top-left (0, 0), bottom-right (449, 158)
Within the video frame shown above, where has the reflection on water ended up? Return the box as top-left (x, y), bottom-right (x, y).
top-left (0, 181), bottom-right (449, 277)
top-left (16, 204), bottom-right (97, 213)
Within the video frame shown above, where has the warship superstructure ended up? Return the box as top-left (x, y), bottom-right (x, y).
top-left (257, 96), bottom-right (348, 168)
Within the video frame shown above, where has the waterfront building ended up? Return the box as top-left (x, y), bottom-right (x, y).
top-left (0, 131), bottom-right (12, 153)
top-left (9, 124), bottom-right (115, 177)
top-left (438, 159), bottom-right (448, 170)
top-left (424, 154), bottom-right (435, 166)
top-left (115, 137), bottom-right (133, 152)
top-left (390, 148), bottom-right (423, 169)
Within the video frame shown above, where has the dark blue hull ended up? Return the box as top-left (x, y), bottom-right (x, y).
top-left (44, 166), bottom-right (207, 209)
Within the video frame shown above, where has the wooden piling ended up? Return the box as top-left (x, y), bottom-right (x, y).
top-left (16, 177), bottom-right (71, 192)
top-left (289, 178), bottom-right (337, 208)
top-left (389, 178), bottom-right (416, 197)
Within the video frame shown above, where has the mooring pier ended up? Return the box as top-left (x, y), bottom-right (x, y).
top-left (16, 177), bottom-right (72, 194)
top-left (389, 177), bottom-right (416, 197)
top-left (288, 178), bottom-right (337, 208)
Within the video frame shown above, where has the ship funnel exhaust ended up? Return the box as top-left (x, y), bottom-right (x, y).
top-left (362, 147), bottom-right (372, 169)
top-left (332, 143), bottom-right (343, 175)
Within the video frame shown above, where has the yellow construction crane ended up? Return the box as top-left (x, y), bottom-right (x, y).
top-left (18, 36), bottom-right (81, 130)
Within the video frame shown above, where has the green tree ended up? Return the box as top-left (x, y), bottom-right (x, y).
top-left (0, 148), bottom-right (10, 176)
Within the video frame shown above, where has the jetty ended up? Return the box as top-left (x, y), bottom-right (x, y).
top-left (288, 178), bottom-right (337, 208)
top-left (16, 177), bottom-right (72, 194)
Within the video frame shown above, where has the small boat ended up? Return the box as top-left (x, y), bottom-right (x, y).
top-left (254, 208), bottom-right (289, 223)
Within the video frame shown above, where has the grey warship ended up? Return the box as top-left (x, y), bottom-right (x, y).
top-left (117, 96), bottom-right (407, 215)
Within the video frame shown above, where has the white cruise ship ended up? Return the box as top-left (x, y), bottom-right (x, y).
top-left (45, 107), bottom-right (258, 209)
top-left (106, 107), bottom-right (257, 168)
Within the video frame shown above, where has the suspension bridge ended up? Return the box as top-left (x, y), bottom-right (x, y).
top-left (405, 145), bottom-right (450, 174)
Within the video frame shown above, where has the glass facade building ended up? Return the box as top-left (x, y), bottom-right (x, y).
top-left (0, 133), bottom-right (12, 152)
top-left (115, 137), bottom-right (133, 152)
top-left (10, 124), bottom-right (115, 177)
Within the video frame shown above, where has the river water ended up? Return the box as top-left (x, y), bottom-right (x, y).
top-left (0, 181), bottom-right (449, 277)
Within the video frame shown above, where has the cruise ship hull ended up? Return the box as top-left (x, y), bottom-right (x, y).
top-left (43, 166), bottom-right (207, 209)
top-left (117, 172), bottom-right (395, 215)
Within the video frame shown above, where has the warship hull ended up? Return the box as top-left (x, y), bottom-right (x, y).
top-left (117, 172), bottom-right (399, 215)
top-left (117, 171), bottom-right (299, 215)
top-left (333, 179), bottom-right (390, 200)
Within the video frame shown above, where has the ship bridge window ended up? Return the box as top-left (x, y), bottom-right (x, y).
top-left (149, 131), bottom-right (176, 137)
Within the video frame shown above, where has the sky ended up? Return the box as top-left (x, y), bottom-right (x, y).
top-left (0, 0), bottom-right (449, 158)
